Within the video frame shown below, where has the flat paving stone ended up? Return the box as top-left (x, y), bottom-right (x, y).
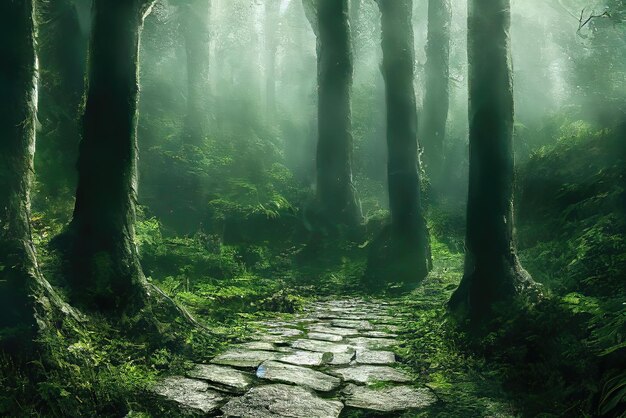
top-left (292, 339), bottom-right (354, 354)
top-left (212, 349), bottom-right (279, 368)
top-left (187, 364), bottom-right (254, 394)
top-left (328, 351), bottom-right (355, 365)
top-left (308, 332), bottom-right (343, 342)
top-left (308, 325), bottom-right (360, 336)
top-left (256, 361), bottom-right (341, 392)
top-left (342, 384), bottom-right (436, 412)
top-left (355, 350), bottom-right (396, 365)
top-left (153, 376), bottom-right (225, 415)
top-left (348, 337), bottom-right (396, 350)
top-left (330, 365), bottom-right (411, 384)
top-left (331, 319), bottom-right (374, 330)
top-left (266, 328), bottom-right (304, 338)
top-left (221, 384), bottom-right (343, 418)
top-left (236, 341), bottom-right (277, 351)
top-left (278, 350), bottom-right (330, 366)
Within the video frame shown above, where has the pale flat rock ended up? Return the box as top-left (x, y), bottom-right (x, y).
top-left (292, 339), bottom-right (354, 354)
top-left (236, 341), bottom-right (277, 351)
top-left (153, 376), bottom-right (225, 414)
top-left (331, 365), bottom-right (411, 384)
top-left (278, 350), bottom-right (330, 366)
top-left (250, 334), bottom-right (289, 345)
top-left (328, 351), bottom-right (355, 365)
top-left (256, 361), bottom-right (341, 392)
top-left (331, 319), bottom-right (374, 330)
top-left (362, 331), bottom-right (398, 338)
top-left (348, 337), bottom-right (396, 350)
top-left (308, 325), bottom-right (360, 336)
top-left (343, 384), bottom-right (436, 412)
top-left (221, 384), bottom-right (343, 418)
top-left (308, 332), bottom-right (343, 342)
top-left (212, 349), bottom-right (279, 368)
top-left (266, 328), bottom-right (304, 338)
top-left (355, 350), bottom-right (396, 365)
top-left (187, 364), bottom-right (253, 393)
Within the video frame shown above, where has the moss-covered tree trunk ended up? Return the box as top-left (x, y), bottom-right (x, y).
top-left (448, 0), bottom-right (535, 321)
top-left (181, 0), bottom-right (210, 145)
top-left (0, 0), bottom-right (66, 351)
top-left (68, 0), bottom-right (155, 312)
top-left (366, 0), bottom-right (431, 286)
top-left (304, 0), bottom-right (361, 228)
top-left (420, 0), bottom-right (451, 189)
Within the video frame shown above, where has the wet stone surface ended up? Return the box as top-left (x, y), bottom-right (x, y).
top-left (152, 376), bottom-right (225, 414)
top-left (155, 298), bottom-right (436, 416)
top-left (342, 384), bottom-right (437, 412)
top-left (186, 364), bottom-right (254, 393)
top-left (221, 384), bottom-right (344, 418)
top-left (257, 360), bottom-right (341, 392)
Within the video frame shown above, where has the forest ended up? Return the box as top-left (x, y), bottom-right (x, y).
top-left (1, 0), bottom-right (625, 416)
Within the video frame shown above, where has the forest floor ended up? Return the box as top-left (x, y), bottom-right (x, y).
top-left (149, 267), bottom-right (517, 417)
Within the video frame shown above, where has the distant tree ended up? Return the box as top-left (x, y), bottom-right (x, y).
top-left (265, 0), bottom-right (280, 121)
top-left (303, 0), bottom-right (362, 228)
top-left (420, 0), bottom-right (451, 190)
top-left (448, 0), bottom-right (536, 321)
top-left (67, 0), bottom-right (157, 312)
top-left (180, 0), bottom-right (211, 144)
top-left (0, 0), bottom-right (74, 351)
top-left (366, 0), bottom-right (431, 286)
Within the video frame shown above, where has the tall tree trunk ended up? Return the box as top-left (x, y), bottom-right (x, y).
top-left (303, 0), bottom-right (361, 228)
top-left (181, 0), bottom-right (210, 145)
top-left (420, 0), bottom-right (451, 190)
top-left (349, 0), bottom-right (361, 61)
top-left (35, 0), bottom-right (88, 207)
top-left (265, 0), bottom-right (279, 121)
top-left (366, 0), bottom-right (431, 286)
top-left (0, 0), bottom-right (70, 352)
top-left (68, 0), bottom-right (155, 312)
top-left (448, 0), bottom-right (535, 321)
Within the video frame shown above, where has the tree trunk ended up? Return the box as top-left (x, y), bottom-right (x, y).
top-left (0, 0), bottom-right (68, 352)
top-left (366, 0), bottom-right (431, 286)
top-left (265, 0), bottom-right (279, 121)
top-left (303, 0), bottom-right (361, 228)
top-left (68, 0), bottom-right (155, 312)
top-left (448, 0), bottom-right (535, 321)
top-left (181, 0), bottom-right (210, 145)
top-left (420, 0), bottom-right (451, 190)
top-left (35, 0), bottom-right (88, 206)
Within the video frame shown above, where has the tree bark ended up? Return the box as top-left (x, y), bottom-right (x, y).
top-left (366, 0), bottom-right (431, 286)
top-left (448, 0), bottom-right (535, 321)
top-left (420, 0), bottom-right (451, 189)
top-left (68, 0), bottom-right (155, 312)
top-left (181, 0), bottom-right (211, 145)
top-left (303, 0), bottom-right (361, 228)
top-left (36, 0), bottom-right (88, 204)
top-left (0, 0), bottom-right (70, 352)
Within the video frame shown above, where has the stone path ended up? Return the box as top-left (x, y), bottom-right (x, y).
top-left (153, 298), bottom-right (437, 417)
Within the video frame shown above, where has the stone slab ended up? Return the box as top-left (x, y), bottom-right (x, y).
top-left (212, 349), bottom-right (279, 368)
top-left (221, 384), bottom-right (343, 418)
top-left (343, 384), bottom-right (436, 412)
top-left (256, 361), bottom-right (341, 392)
top-left (153, 376), bottom-right (225, 415)
top-left (330, 365), bottom-right (411, 385)
top-left (186, 364), bottom-right (254, 394)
